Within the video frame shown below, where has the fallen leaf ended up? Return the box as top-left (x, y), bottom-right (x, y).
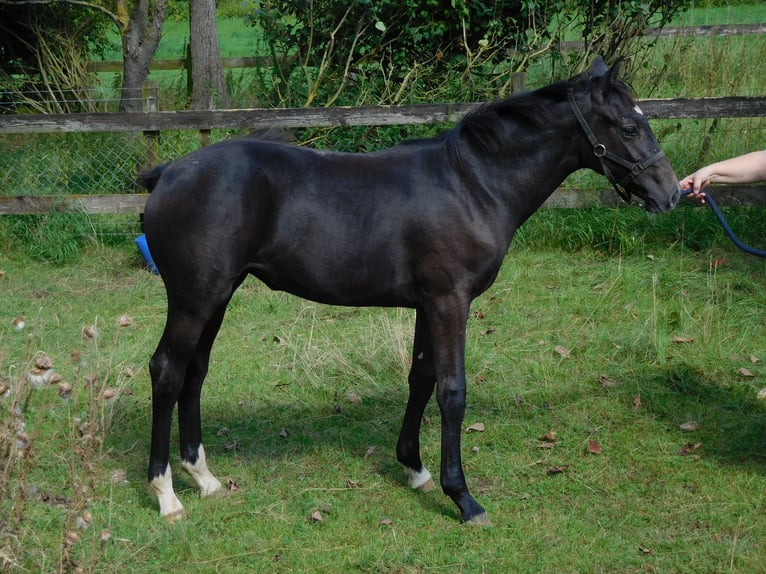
top-left (679, 421), bottom-right (700, 432)
top-left (226, 478), bottom-right (241, 492)
top-left (480, 327), bottom-right (496, 336)
top-left (101, 388), bottom-right (117, 400)
top-left (711, 257), bottom-right (727, 269)
top-left (738, 368), bottom-right (755, 377)
top-left (380, 518), bottom-right (393, 527)
top-left (639, 546), bottom-right (652, 555)
top-left (278, 428), bottom-right (289, 438)
top-left (547, 464), bottom-right (570, 475)
top-left (680, 442), bottom-right (701, 455)
top-left (632, 395), bottom-right (642, 410)
top-left (757, 388), bottom-right (766, 401)
top-left (12, 317), bottom-right (25, 331)
top-left (598, 373), bottom-right (616, 387)
top-left (672, 336), bottom-right (694, 344)
top-left (82, 325), bottom-right (98, 340)
top-left (466, 422), bottom-right (485, 433)
top-left (751, 355), bottom-right (760, 364)
top-left (116, 315), bottom-right (133, 327)
top-left (364, 445), bottom-right (377, 459)
top-left (471, 446), bottom-right (480, 453)
top-left (554, 345), bottom-right (571, 359)
top-left (587, 440), bottom-right (602, 454)
top-left (346, 479), bottom-right (360, 488)
top-left (216, 427), bottom-right (230, 436)
top-left (309, 511), bottom-right (323, 523)
top-left (539, 430), bottom-right (557, 442)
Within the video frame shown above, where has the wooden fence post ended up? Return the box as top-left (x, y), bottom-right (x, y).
top-left (142, 80), bottom-right (160, 169)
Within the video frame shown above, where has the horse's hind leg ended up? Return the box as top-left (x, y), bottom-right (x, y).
top-left (148, 292), bottom-right (231, 519)
top-left (177, 302), bottom-right (231, 497)
top-left (396, 310), bottom-right (436, 491)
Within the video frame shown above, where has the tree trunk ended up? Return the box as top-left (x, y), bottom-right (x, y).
top-left (189, 0), bottom-right (228, 110)
top-left (120, 0), bottom-right (166, 112)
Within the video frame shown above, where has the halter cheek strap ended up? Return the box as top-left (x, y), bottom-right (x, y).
top-left (567, 89), bottom-right (666, 204)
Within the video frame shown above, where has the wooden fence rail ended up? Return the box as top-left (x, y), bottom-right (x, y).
top-left (1, 96), bottom-right (766, 214)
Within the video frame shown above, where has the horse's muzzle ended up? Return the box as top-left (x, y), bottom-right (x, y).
top-left (644, 183), bottom-right (681, 213)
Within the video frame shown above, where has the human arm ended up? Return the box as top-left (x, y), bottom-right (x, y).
top-left (679, 150), bottom-right (766, 202)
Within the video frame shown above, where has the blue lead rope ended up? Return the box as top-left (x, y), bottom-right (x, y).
top-left (680, 188), bottom-right (766, 258)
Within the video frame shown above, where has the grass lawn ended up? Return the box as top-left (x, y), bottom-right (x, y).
top-left (2, 229), bottom-right (765, 572)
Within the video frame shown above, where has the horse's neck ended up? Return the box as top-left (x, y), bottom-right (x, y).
top-left (491, 126), bottom-right (584, 227)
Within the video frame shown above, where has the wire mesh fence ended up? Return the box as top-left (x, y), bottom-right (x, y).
top-left (1, 93), bottom-right (766, 244)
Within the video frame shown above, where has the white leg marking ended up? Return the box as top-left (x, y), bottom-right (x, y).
top-left (181, 444), bottom-right (223, 497)
top-left (403, 466), bottom-right (434, 490)
top-left (150, 466), bottom-right (184, 519)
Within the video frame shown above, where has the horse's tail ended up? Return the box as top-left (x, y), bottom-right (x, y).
top-left (137, 163), bottom-right (169, 192)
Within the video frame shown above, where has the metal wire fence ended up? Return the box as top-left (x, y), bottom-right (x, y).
top-left (2, 93), bottom-right (766, 243)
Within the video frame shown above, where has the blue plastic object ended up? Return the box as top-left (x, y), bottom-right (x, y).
top-left (135, 234), bottom-right (160, 274)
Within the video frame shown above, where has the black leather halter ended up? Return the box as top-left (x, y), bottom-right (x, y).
top-left (567, 88), bottom-right (667, 204)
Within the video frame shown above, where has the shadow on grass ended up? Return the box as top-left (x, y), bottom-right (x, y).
top-left (104, 355), bottom-right (766, 523)
top-left (642, 361), bottom-right (766, 467)
top-left (106, 381), bottom-right (466, 521)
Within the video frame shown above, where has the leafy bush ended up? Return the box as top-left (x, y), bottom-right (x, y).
top-left (245, 0), bottom-right (691, 107)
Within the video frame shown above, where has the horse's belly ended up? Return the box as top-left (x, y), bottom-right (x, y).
top-left (251, 259), bottom-right (417, 308)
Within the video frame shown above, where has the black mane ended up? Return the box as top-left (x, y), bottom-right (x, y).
top-left (447, 72), bottom-right (635, 164)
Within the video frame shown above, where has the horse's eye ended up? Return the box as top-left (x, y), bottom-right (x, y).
top-left (623, 125), bottom-right (639, 137)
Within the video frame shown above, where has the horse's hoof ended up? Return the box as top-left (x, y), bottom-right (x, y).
top-left (464, 512), bottom-right (493, 527)
top-left (163, 509), bottom-right (185, 523)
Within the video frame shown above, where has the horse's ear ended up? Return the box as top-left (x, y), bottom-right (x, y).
top-left (589, 56), bottom-right (609, 78)
top-left (593, 57), bottom-right (623, 104)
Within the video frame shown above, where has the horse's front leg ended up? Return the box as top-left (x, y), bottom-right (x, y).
top-left (426, 296), bottom-right (489, 525)
top-left (397, 310), bottom-right (436, 491)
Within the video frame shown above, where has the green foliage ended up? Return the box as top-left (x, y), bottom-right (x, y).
top-left (0, 3), bottom-right (113, 113)
top-left (244, 0), bottom-right (690, 106)
top-left (1, 213), bottom-right (97, 264)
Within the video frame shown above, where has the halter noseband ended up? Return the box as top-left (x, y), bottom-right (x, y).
top-left (567, 88), bottom-right (666, 204)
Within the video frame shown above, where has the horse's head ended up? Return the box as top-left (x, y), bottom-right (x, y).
top-left (572, 57), bottom-right (680, 213)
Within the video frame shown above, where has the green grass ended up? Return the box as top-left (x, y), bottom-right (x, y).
top-left (2, 233), bottom-right (766, 572)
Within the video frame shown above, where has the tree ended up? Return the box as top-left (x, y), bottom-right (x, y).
top-left (189, 0), bottom-right (228, 110)
top-left (118, 0), bottom-right (167, 112)
top-left (0, 0), bottom-right (167, 113)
